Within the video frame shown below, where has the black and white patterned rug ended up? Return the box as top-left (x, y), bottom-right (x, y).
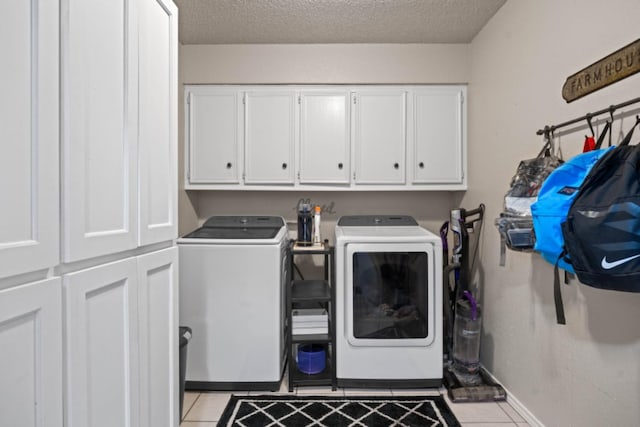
top-left (217, 395), bottom-right (461, 427)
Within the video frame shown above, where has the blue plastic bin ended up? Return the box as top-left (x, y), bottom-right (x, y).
top-left (297, 344), bottom-right (325, 374)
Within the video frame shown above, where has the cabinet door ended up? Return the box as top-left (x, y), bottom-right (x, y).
top-left (187, 88), bottom-right (243, 184)
top-left (245, 91), bottom-right (297, 184)
top-left (61, 0), bottom-right (138, 262)
top-left (138, 0), bottom-right (178, 246)
top-left (64, 258), bottom-right (139, 427)
top-left (0, 278), bottom-right (62, 427)
top-left (412, 87), bottom-right (465, 185)
top-left (0, 0), bottom-right (59, 279)
top-left (137, 247), bottom-right (178, 427)
top-left (353, 91), bottom-right (406, 184)
top-left (299, 91), bottom-right (350, 184)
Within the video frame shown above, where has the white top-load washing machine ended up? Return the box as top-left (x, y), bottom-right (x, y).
top-left (178, 216), bottom-right (288, 391)
top-left (335, 215), bottom-right (443, 388)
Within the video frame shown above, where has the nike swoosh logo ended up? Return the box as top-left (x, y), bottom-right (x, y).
top-left (601, 254), bottom-right (640, 270)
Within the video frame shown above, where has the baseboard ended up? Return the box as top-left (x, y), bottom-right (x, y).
top-left (185, 380), bottom-right (281, 392)
top-left (480, 366), bottom-right (546, 427)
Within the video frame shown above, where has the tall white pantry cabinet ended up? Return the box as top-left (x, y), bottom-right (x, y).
top-left (0, 1), bottom-right (179, 427)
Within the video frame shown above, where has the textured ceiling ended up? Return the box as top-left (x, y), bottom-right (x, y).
top-left (174, 0), bottom-right (507, 45)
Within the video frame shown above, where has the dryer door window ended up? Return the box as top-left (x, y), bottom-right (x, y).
top-left (345, 242), bottom-right (435, 347)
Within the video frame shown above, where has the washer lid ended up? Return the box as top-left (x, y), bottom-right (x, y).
top-left (183, 215), bottom-right (285, 239)
top-left (183, 227), bottom-right (281, 239)
top-left (337, 215), bottom-right (418, 227)
top-left (202, 216), bottom-right (284, 228)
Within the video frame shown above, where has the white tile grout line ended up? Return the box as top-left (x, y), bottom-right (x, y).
top-left (504, 393), bottom-right (544, 427)
top-left (461, 424), bottom-right (519, 426)
top-left (181, 392), bottom-right (201, 422)
top-left (458, 424), bottom-right (517, 426)
top-left (497, 401), bottom-right (522, 424)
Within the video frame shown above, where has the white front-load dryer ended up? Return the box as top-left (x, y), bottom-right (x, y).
top-left (335, 215), bottom-right (443, 388)
top-left (178, 216), bottom-right (288, 391)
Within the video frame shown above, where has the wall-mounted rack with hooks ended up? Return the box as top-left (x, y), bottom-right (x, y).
top-left (536, 95), bottom-right (640, 138)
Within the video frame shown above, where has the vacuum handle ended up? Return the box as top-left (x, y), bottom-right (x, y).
top-left (461, 203), bottom-right (485, 228)
top-left (462, 203), bottom-right (485, 220)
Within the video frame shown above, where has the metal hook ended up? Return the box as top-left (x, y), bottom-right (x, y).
top-left (605, 106), bottom-right (615, 147)
top-left (586, 113), bottom-right (594, 137)
top-left (538, 126), bottom-right (553, 157)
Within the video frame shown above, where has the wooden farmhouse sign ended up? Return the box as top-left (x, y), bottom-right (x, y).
top-left (562, 38), bottom-right (640, 103)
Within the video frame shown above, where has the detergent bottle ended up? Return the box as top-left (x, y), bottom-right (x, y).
top-left (313, 205), bottom-right (321, 245)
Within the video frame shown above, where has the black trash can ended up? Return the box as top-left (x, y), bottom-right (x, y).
top-left (179, 326), bottom-right (192, 419)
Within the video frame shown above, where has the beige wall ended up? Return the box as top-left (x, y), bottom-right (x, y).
top-left (466, 1), bottom-right (640, 425)
top-left (180, 44), bottom-right (470, 84)
top-left (178, 43), bottom-right (471, 237)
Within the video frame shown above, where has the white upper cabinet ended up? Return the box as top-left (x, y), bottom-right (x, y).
top-left (184, 85), bottom-right (466, 191)
top-left (186, 87), bottom-right (243, 184)
top-left (244, 91), bottom-right (297, 184)
top-left (411, 87), bottom-right (466, 186)
top-left (353, 90), bottom-right (407, 185)
top-left (138, 0), bottom-right (178, 246)
top-left (299, 91), bottom-right (351, 184)
top-left (0, 0), bottom-right (59, 279)
top-left (61, 0), bottom-right (178, 262)
top-left (61, 0), bottom-right (139, 262)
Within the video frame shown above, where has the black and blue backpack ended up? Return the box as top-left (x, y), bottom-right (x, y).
top-left (563, 116), bottom-right (640, 293)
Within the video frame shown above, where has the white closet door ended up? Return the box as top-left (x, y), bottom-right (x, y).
top-left (137, 247), bottom-right (179, 427)
top-left (64, 257), bottom-right (139, 427)
top-left (353, 90), bottom-right (406, 184)
top-left (0, 0), bottom-right (59, 278)
top-left (0, 278), bottom-right (62, 427)
top-left (299, 91), bottom-right (351, 184)
top-left (412, 87), bottom-right (465, 184)
top-left (187, 89), bottom-right (243, 184)
top-left (61, 0), bottom-right (138, 262)
top-left (138, 0), bottom-right (178, 246)
top-left (244, 91), bottom-right (297, 184)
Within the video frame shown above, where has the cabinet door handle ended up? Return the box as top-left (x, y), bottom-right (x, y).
top-left (393, 163), bottom-right (399, 170)
top-left (419, 162), bottom-right (424, 168)
top-left (282, 163), bottom-right (288, 170)
top-left (338, 162), bottom-right (343, 170)
top-left (226, 162), bottom-right (232, 169)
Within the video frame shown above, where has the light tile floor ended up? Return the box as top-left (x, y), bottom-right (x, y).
top-left (180, 383), bottom-right (530, 427)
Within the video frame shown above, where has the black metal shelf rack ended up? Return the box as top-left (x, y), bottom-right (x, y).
top-left (285, 240), bottom-right (336, 392)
